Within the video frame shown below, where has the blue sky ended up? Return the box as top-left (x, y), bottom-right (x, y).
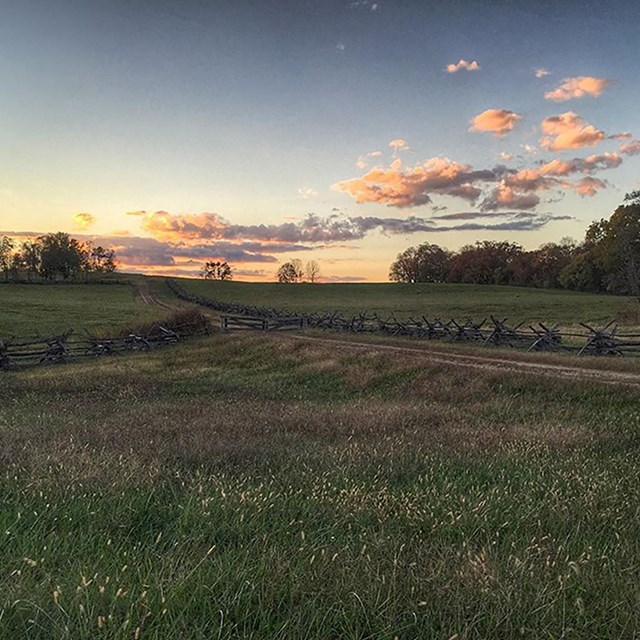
top-left (1, 0), bottom-right (639, 280)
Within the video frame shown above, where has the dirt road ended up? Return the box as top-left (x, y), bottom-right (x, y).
top-left (280, 333), bottom-right (640, 389)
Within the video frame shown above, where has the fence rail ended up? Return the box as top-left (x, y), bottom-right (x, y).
top-left (167, 278), bottom-right (640, 357)
top-left (0, 317), bottom-right (210, 372)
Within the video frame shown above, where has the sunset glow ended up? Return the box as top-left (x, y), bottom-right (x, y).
top-left (2, 0), bottom-right (639, 281)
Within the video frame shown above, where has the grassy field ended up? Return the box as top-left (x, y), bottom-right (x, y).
top-left (169, 278), bottom-right (640, 327)
top-left (0, 283), bottom-right (160, 337)
top-left (1, 333), bottom-right (639, 639)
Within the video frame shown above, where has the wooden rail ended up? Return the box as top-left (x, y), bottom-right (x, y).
top-left (167, 278), bottom-right (640, 358)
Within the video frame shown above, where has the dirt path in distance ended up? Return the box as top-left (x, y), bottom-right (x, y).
top-left (132, 280), bottom-right (176, 311)
top-left (280, 333), bottom-right (640, 389)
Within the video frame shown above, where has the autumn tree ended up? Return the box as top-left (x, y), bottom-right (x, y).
top-left (446, 241), bottom-right (522, 285)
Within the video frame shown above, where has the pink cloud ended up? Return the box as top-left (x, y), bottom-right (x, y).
top-left (620, 140), bottom-right (640, 156)
top-left (469, 109), bottom-right (521, 137)
top-left (446, 59), bottom-right (480, 73)
top-left (544, 76), bottom-right (611, 102)
top-left (540, 112), bottom-right (605, 151)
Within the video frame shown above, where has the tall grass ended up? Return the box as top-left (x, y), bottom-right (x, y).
top-left (1, 334), bottom-right (639, 638)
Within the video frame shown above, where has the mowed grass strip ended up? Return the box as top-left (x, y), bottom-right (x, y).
top-left (1, 334), bottom-right (639, 638)
top-left (0, 283), bottom-right (161, 336)
top-left (171, 278), bottom-right (640, 327)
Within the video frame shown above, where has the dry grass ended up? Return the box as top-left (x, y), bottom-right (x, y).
top-left (1, 334), bottom-right (639, 638)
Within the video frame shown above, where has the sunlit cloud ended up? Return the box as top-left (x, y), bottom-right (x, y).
top-left (499, 152), bottom-right (513, 161)
top-left (544, 76), bottom-right (611, 102)
top-left (335, 144), bottom-right (625, 211)
top-left (446, 59), bottom-right (480, 73)
top-left (469, 109), bottom-right (521, 137)
top-left (72, 212), bottom-right (95, 231)
top-left (481, 185), bottom-right (541, 211)
top-left (333, 157), bottom-right (496, 208)
top-left (540, 112), bottom-right (605, 151)
top-left (535, 68), bottom-right (551, 78)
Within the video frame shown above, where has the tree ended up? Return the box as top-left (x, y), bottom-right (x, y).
top-left (38, 232), bottom-right (87, 279)
top-left (277, 261), bottom-right (302, 283)
top-left (201, 260), bottom-right (232, 280)
top-left (0, 236), bottom-right (14, 281)
top-left (290, 259), bottom-right (304, 282)
top-left (305, 260), bottom-right (320, 283)
top-left (446, 241), bottom-right (522, 285)
top-left (562, 196), bottom-right (640, 294)
top-left (87, 245), bottom-right (117, 273)
top-left (389, 243), bottom-right (451, 283)
top-left (21, 240), bottom-right (42, 280)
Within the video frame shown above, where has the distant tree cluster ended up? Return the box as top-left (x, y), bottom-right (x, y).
top-left (0, 232), bottom-right (116, 281)
top-left (389, 195), bottom-right (640, 295)
top-left (277, 259), bottom-right (320, 283)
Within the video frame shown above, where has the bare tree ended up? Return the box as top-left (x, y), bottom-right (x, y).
top-left (305, 260), bottom-right (320, 283)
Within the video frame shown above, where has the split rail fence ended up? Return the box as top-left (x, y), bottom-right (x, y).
top-left (1, 318), bottom-right (210, 372)
top-left (167, 278), bottom-right (640, 357)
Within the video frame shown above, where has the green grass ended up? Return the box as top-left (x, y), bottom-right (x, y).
top-left (170, 278), bottom-right (640, 327)
top-left (1, 334), bottom-right (639, 638)
top-left (0, 283), bottom-right (160, 337)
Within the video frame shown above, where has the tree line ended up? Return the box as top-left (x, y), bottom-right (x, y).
top-left (0, 232), bottom-right (116, 281)
top-left (390, 194), bottom-right (640, 295)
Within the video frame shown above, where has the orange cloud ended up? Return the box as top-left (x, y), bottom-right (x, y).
top-left (140, 211), bottom-right (227, 241)
top-left (481, 184), bottom-right (540, 211)
top-left (333, 157), bottom-right (495, 207)
top-left (72, 212), bottom-right (95, 230)
top-left (540, 112), bottom-right (605, 151)
top-left (544, 76), bottom-right (611, 102)
top-left (469, 109), bottom-right (521, 137)
top-left (446, 59), bottom-right (480, 73)
top-left (574, 177), bottom-right (607, 197)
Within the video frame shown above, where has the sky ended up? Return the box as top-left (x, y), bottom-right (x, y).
top-left (1, 0), bottom-right (639, 281)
